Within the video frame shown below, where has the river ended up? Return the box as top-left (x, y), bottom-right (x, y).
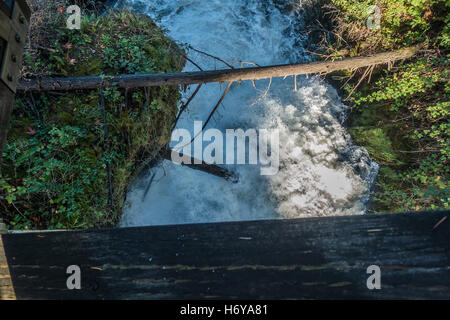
top-left (115, 0), bottom-right (379, 227)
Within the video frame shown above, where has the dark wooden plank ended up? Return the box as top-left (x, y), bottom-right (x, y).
top-left (0, 82), bottom-right (14, 153)
top-left (0, 0), bottom-right (30, 154)
top-left (2, 211), bottom-right (449, 300)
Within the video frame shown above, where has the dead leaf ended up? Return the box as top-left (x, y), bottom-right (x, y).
top-left (26, 127), bottom-right (36, 135)
top-left (63, 43), bottom-right (73, 50)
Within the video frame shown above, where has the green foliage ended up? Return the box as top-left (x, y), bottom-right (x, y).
top-left (102, 34), bottom-right (156, 74)
top-left (326, 0), bottom-right (449, 213)
top-left (349, 127), bottom-right (402, 165)
top-left (373, 155), bottom-right (449, 212)
top-left (150, 100), bottom-right (163, 112)
top-left (0, 123), bottom-right (108, 229)
top-left (352, 59), bottom-right (445, 110)
top-left (1, 11), bottom-right (185, 230)
top-left (332, 0), bottom-right (449, 48)
top-left (347, 58), bottom-right (449, 212)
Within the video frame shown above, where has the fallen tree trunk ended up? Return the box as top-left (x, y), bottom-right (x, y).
top-left (17, 47), bottom-right (419, 91)
top-left (161, 149), bottom-right (239, 183)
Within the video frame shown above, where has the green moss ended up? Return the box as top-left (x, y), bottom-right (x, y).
top-left (0, 10), bottom-right (186, 230)
top-left (349, 127), bottom-right (402, 165)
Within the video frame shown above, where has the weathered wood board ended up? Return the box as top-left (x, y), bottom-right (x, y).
top-left (0, 236), bottom-right (16, 300)
top-left (1, 211), bottom-right (449, 300)
top-left (0, 82), bottom-right (15, 153)
top-left (0, 0), bottom-right (31, 153)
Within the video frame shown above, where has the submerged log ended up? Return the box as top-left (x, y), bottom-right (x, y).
top-left (16, 46), bottom-right (419, 92)
top-left (1, 210), bottom-right (449, 299)
top-left (162, 149), bottom-right (239, 183)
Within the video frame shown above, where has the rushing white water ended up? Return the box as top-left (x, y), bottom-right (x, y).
top-left (117, 0), bottom-right (379, 227)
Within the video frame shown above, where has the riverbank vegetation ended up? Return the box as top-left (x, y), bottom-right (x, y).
top-left (1, 0), bottom-right (446, 231)
top-left (317, 0), bottom-right (449, 213)
top-left (0, 1), bottom-right (185, 230)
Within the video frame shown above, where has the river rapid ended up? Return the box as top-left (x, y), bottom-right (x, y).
top-left (116, 0), bottom-right (379, 227)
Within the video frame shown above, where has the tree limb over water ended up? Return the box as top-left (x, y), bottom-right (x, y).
top-left (17, 46), bottom-right (419, 92)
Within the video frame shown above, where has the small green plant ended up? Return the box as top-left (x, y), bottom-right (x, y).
top-left (150, 100), bottom-right (163, 112)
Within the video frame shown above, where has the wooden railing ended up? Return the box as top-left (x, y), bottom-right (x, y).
top-left (1, 210), bottom-right (448, 299)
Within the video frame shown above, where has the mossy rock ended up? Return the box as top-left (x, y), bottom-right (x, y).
top-left (0, 10), bottom-right (185, 230)
top-left (349, 127), bottom-right (402, 165)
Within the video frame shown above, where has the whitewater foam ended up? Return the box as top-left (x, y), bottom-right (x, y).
top-left (117, 0), bottom-right (379, 227)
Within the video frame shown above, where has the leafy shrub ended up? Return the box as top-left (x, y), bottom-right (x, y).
top-left (329, 0), bottom-right (448, 51)
top-left (0, 10), bottom-right (185, 230)
top-left (320, 0), bottom-right (449, 213)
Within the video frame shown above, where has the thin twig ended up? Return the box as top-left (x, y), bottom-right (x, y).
top-left (26, 92), bottom-right (41, 123)
top-left (174, 81), bottom-right (234, 151)
top-left (184, 54), bottom-right (204, 72)
top-left (367, 65), bottom-right (375, 83)
top-left (172, 83), bottom-right (203, 131)
top-left (236, 60), bottom-right (262, 67)
top-left (344, 66), bottom-right (372, 100)
top-left (191, 81), bottom-right (233, 143)
top-left (250, 77), bottom-right (272, 107)
top-left (433, 216), bottom-right (447, 230)
top-left (33, 44), bottom-right (57, 52)
top-left (171, 51), bottom-right (204, 131)
top-left (100, 89), bottom-right (113, 212)
top-left (142, 172), bottom-right (156, 201)
top-left (398, 149), bottom-right (441, 153)
top-left (189, 47), bottom-right (235, 69)
top-left (340, 69), bottom-right (358, 89)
